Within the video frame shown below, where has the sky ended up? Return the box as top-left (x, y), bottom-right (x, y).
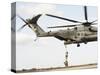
top-left (15, 2), bottom-right (98, 70)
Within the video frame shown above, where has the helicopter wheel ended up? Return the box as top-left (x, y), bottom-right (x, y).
top-left (77, 43), bottom-right (80, 47)
top-left (84, 41), bottom-right (87, 44)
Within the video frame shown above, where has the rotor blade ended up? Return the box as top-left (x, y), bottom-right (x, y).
top-left (46, 14), bottom-right (82, 23)
top-left (91, 23), bottom-right (97, 25)
top-left (17, 15), bottom-right (28, 24)
top-left (31, 14), bottom-right (42, 21)
top-left (11, 14), bottom-right (16, 20)
top-left (30, 14), bottom-right (42, 24)
top-left (48, 24), bottom-right (81, 28)
top-left (84, 6), bottom-right (88, 21)
top-left (18, 24), bottom-right (27, 31)
top-left (91, 20), bottom-right (97, 24)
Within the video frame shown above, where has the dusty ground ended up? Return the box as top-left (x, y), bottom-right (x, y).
top-left (13, 63), bottom-right (97, 73)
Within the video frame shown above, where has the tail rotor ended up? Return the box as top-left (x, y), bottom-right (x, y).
top-left (17, 14), bottom-right (42, 31)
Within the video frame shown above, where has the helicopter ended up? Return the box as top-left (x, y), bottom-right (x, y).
top-left (17, 6), bottom-right (97, 47)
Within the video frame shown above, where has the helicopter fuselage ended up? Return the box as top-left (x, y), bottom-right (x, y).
top-left (37, 25), bottom-right (97, 46)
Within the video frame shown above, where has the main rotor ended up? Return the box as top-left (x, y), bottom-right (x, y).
top-left (46, 6), bottom-right (97, 28)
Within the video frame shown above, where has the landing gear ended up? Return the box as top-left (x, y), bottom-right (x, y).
top-left (64, 44), bottom-right (68, 67)
top-left (77, 43), bottom-right (80, 47)
top-left (84, 42), bottom-right (87, 44)
top-left (84, 41), bottom-right (87, 44)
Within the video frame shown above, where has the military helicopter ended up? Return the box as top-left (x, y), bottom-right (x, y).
top-left (17, 6), bottom-right (97, 47)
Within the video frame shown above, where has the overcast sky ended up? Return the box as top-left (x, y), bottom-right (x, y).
top-left (15, 2), bottom-right (98, 70)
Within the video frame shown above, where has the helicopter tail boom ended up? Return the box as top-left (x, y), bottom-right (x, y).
top-left (30, 24), bottom-right (46, 37)
top-left (17, 14), bottom-right (46, 36)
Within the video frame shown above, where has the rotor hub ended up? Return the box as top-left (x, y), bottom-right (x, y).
top-left (82, 22), bottom-right (91, 26)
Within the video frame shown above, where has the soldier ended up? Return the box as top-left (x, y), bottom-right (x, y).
top-left (64, 51), bottom-right (68, 67)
